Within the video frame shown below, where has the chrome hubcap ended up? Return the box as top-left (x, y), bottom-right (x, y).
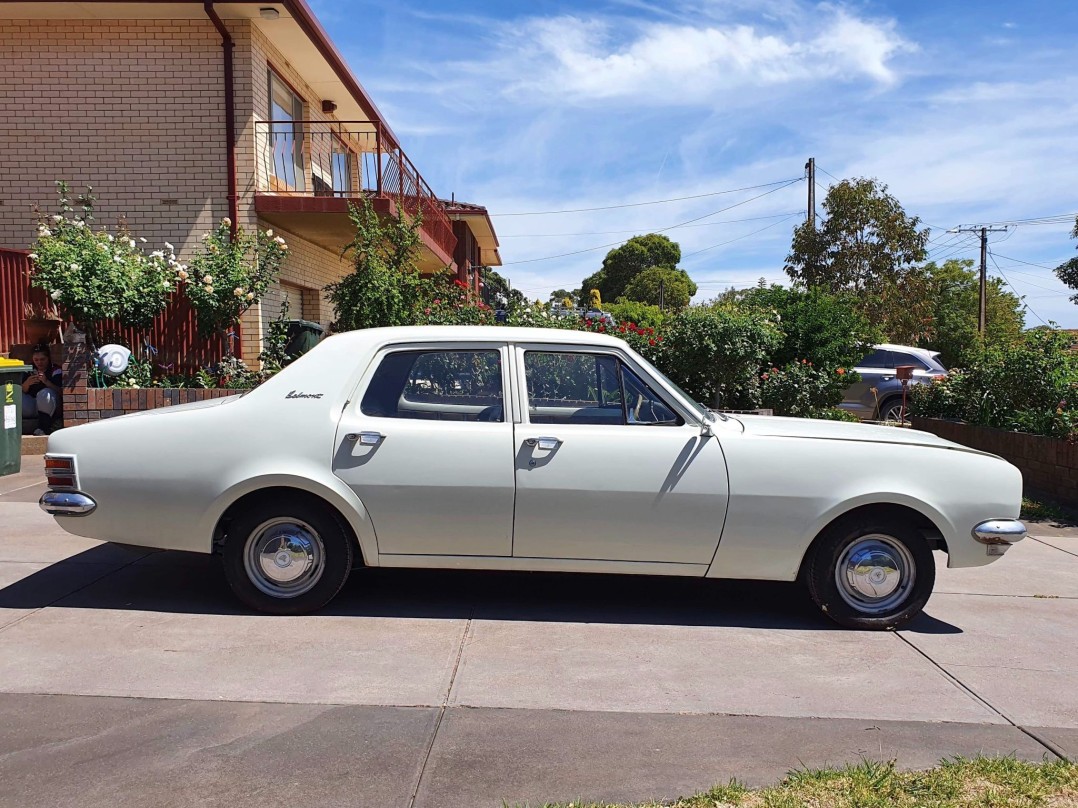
top-left (243, 518), bottom-right (325, 598)
top-left (835, 535), bottom-right (915, 615)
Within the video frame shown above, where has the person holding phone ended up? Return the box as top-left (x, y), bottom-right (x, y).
top-left (21, 344), bottom-right (62, 435)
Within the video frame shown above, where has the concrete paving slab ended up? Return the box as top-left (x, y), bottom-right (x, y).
top-left (0, 459), bottom-right (44, 496)
top-left (0, 560), bottom-right (124, 629)
top-left (0, 604), bottom-right (467, 706)
top-left (1026, 520), bottom-right (1078, 540)
top-left (0, 693), bottom-right (437, 808)
top-left (901, 594), bottom-right (1078, 729)
top-left (933, 541), bottom-right (1078, 598)
top-left (1027, 726), bottom-right (1078, 759)
top-left (0, 502), bottom-right (153, 564)
top-left (0, 480), bottom-right (46, 502)
top-left (1033, 536), bottom-right (1078, 558)
top-left (416, 707), bottom-right (1055, 807)
top-left (449, 619), bottom-right (1002, 724)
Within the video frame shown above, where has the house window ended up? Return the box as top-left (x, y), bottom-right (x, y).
top-left (268, 70), bottom-right (305, 192)
top-left (332, 138), bottom-right (354, 195)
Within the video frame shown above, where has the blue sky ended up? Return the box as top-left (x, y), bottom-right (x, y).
top-left (310, 0), bottom-right (1078, 327)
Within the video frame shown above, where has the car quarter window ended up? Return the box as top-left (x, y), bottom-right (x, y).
top-left (360, 349), bottom-right (504, 422)
top-left (523, 351), bottom-right (680, 426)
top-left (858, 349), bottom-right (894, 368)
top-left (890, 352), bottom-right (931, 370)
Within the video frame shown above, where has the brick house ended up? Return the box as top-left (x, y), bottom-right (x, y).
top-left (0, 0), bottom-right (501, 363)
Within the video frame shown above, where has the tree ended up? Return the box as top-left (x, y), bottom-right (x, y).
top-left (325, 196), bottom-right (425, 331)
top-left (919, 259), bottom-right (1025, 368)
top-left (582, 234), bottom-right (682, 303)
top-left (1054, 215), bottom-right (1078, 303)
top-left (481, 267), bottom-right (525, 310)
top-left (549, 289), bottom-right (571, 306)
top-left (786, 178), bottom-right (929, 295)
top-left (621, 266), bottom-right (697, 310)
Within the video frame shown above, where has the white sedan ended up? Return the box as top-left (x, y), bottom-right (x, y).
top-left (40, 326), bottom-right (1026, 629)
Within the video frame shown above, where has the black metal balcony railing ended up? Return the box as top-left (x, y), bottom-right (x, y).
top-left (254, 119), bottom-right (455, 259)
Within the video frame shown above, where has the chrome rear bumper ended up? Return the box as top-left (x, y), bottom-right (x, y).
top-left (40, 490), bottom-right (97, 516)
top-left (972, 519), bottom-right (1026, 545)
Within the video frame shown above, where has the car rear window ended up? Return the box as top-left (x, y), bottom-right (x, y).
top-left (361, 349), bottom-right (504, 421)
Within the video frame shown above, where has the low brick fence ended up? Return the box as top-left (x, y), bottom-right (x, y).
top-left (62, 344), bottom-right (234, 428)
top-left (911, 417), bottom-right (1077, 504)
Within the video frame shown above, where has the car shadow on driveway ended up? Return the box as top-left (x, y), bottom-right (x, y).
top-left (0, 546), bottom-right (961, 634)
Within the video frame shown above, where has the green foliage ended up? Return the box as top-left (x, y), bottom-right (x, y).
top-left (258, 300), bottom-right (295, 374)
top-left (415, 273), bottom-right (495, 325)
top-left (482, 266), bottom-right (525, 310)
top-left (589, 288), bottom-right (602, 309)
top-left (909, 328), bottom-right (1078, 439)
top-left (760, 360), bottom-right (854, 417)
top-left (29, 182), bottom-right (178, 344)
top-left (185, 218), bottom-right (287, 339)
top-left (326, 196), bottom-right (425, 330)
top-left (739, 284), bottom-right (878, 369)
top-left (660, 306), bottom-right (781, 409)
top-left (582, 234), bottom-right (682, 304)
top-left (919, 259), bottom-right (1025, 368)
top-left (1053, 215), bottom-right (1078, 303)
top-left (604, 300), bottom-right (665, 329)
top-left (621, 266), bottom-right (697, 310)
top-left (786, 178), bottom-right (929, 295)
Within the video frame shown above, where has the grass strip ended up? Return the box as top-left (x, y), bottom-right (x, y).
top-left (518, 756), bottom-right (1078, 808)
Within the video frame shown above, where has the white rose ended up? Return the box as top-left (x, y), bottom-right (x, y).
top-left (265, 229), bottom-right (273, 237)
top-left (50, 290), bottom-right (61, 300)
top-left (203, 275), bottom-right (213, 284)
top-left (221, 217), bottom-right (231, 227)
top-left (178, 270), bottom-right (189, 280)
top-left (69, 262), bottom-right (80, 270)
top-left (164, 241), bottom-right (173, 251)
top-left (246, 292), bottom-right (254, 301)
top-left (28, 253), bottom-right (37, 260)
top-left (205, 286), bottom-right (214, 294)
top-left (233, 287), bottom-right (244, 297)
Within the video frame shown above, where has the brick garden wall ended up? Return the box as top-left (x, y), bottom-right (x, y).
top-left (911, 417), bottom-right (1078, 504)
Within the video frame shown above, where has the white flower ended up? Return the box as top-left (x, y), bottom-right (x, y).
top-left (280, 243), bottom-right (288, 251)
top-left (129, 239), bottom-right (136, 248)
top-left (233, 287), bottom-right (244, 297)
top-left (28, 253), bottom-right (37, 260)
top-left (106, 234), bottom-right (114, 241)
top-left (203, 274), bottom-right (213, 284)
top-left (221, 217), bottom-right (231, 227)
top-left (51, 214), bottom-right (62, 223)
top-left (177, 270), bottom-right (188, 280)
top-left (163, 281), bottom-right (171, 289)
top-left (246, 292), bottom-right (254, 301)
top-left (69, 262), bottom-right (80, 270)
top-left (114, 255), bottom-right (124, 263)
top-left (50, 290), bottom-right (61, 300)
top-left (73, 219), bottom-right (85, 229)
top-left (205, 286), bottom-right (214, 294)
top-left (200, 232), bottom-right (210, 241)
top-left (264, 229), bottom-right (273, 237)
top-left (274, 236), bottom-right (286, 245)
top-left (37, 227), bottom-right (52, 237)
top-left (150, 250), bottom-right (164, 259)
top-left (164, 241), bottom-right (173, 251)
top-left (139, 237), bottom-right (147, 243)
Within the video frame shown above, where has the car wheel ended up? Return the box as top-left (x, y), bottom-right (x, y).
top-left (222, 495), bottom-right (353, 615)
top-left (878, 398), bottom-right (907, 423)
top-left (805, 515), bottom-right (934, 630)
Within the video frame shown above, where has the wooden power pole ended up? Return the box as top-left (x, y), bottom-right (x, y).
top-left (953, 225), bottom-right (1008, 335)
top-left (806, 158), bottom-right (815, 227)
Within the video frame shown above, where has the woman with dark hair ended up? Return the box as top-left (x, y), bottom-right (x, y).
top-left (22, 344), bottom-right (62, 435)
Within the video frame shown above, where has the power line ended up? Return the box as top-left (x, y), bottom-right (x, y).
top-left (489, 178), bottom-right (803, 217)
top-left (499, 179), bottom-right (803, 266)
top-left (970, 212), bottom-right (1077, 228)
top-left (682, 214), bottom-right (801, 259)
top-left (989, 251), bottom-right (1052, 328)
top-left (496, 211), bottom-right (803, 238)
top-left (991, 252), bottom-right (1066, 271)
top-left (815, 164), bottom-right (842, 183)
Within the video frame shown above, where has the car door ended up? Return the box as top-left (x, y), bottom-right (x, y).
top-left (332, 342), bottom-right (515, 557)
top-left (842, 348), bottom-right (895, 416)
top-left (511, 345), bottom-right (729, 565)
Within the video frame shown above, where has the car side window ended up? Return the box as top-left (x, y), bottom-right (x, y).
top-left (858, 349), bottom-right (894, 369)
top-left (361, 349), bottom-right (504, 421)
top-left (891, 352), bottom-right (930, 370)
top-left (523, 351), bottom-right (680, 426)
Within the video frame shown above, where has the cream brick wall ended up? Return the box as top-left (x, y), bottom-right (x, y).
top-left (0, 18), bottom-right (242, 258)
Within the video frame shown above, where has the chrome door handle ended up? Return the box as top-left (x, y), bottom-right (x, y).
top-left (525, 436), bottom-right (561, 451)
top-left (347, 431), bottom-right (384, 446)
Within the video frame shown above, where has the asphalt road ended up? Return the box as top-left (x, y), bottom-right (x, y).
top-left (1, 459), bottom-right (1076, 807)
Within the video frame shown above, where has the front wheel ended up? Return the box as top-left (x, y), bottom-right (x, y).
top-left (805, 516), bottom-right (934, 630)
top-left (222, 495), bottom-right (353, 614)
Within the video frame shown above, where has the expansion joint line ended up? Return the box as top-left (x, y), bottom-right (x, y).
top-left (407, 611), bottom-right (474, 808)
top-left (895, 633), bottom-right (1071, 761)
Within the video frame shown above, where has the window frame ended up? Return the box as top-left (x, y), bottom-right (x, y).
top-left (356, 342), bottom-right (512, 424)
top-left (267, 67), bottom-right (306, 192)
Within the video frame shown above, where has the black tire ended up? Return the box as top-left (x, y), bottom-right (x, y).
top-left (877, 397), bottom-right (907, 422)
top-left (221, 494), bottom-right (353, 615)
top-left (804, 515), bottom-right (934, 630)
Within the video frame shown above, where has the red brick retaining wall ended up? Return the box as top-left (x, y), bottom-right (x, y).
top-left (62, 344), bottom-right (234, 428)
top-left (911, 417), bottom-right (1077, 504)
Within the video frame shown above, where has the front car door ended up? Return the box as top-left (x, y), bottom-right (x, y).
top-left (841, 348), bottom-right (896, 418)
top-left (511, 345), bottom-right (730, 567)
top-left (332, 342), bottom-right (515, 558)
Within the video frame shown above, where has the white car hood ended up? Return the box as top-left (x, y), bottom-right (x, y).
top-left (731, 414), bottom-right (995, 455)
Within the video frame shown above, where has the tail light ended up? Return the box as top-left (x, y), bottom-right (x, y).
top-left (45, 455), bottom-right (77, 489)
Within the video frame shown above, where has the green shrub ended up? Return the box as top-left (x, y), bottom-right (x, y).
top-left (760, 360), bottom-right (854, 417)
top-left (605, 300), bottom-right (665, 329)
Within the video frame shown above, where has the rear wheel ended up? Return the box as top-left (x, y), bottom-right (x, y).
top-left (222, 495), bottom-right (353, 614)
top-left (805, 515), bottom-right (934, 630)
top-left (878, 398), bottom-right (907, 423)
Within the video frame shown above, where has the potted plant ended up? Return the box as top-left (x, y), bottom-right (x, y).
top-left (22, 300), bottom-right (62, 344)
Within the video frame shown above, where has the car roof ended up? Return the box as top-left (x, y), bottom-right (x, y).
top-left (875, 343), bottom-right (942, 361)
top-left (318, 325), bottom-right (628, 350)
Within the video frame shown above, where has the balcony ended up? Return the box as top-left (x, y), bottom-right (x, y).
top-left (253, 120), bottom-right (456, 270)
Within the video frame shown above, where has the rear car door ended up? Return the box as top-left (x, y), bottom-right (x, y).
top-left (332, 342), bottom-right (515, 558)
top-left (842, 348), bottom-right (895, 417)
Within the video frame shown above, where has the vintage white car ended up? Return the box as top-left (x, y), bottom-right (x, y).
top-left (40, 326), bottom-right (1026, 629)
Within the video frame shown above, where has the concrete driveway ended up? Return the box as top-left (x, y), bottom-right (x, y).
top-left (1, 458), bottom-right (1076, 807)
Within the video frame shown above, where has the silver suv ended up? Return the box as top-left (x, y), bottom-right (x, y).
top-left (840, 344), bottom-right (948, 421)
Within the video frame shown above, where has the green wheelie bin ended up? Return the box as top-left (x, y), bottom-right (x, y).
top-left (0, 361), bottom-right (32, 476)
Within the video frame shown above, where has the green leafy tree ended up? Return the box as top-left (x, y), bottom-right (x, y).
top-left (786, 178), bottom-right (929, 293)
top-left (1054, 215), bottom-right (1078, 303)
top-left (185, 218), bottom-right (288, 340)
top-left (326, 196), bottom-right (425, 331)
top-left (621, 266), bottom-right (697, 310)
top-left (603, 300), bottom-right (665, 329)
top-left (583, 234), bottom-right (682, 303)
top-left (28, 182), bottom-right (179, 346)
top-left (480, 267), bottom-right (525, 310)
top-left (919, 259), bottom-right (1025, 368)
top-left (549, 289), bottom-right (571, 306)
top-left (739, 284), bottom-right (879, 369)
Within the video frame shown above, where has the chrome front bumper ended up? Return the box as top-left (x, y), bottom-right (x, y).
top-left (40, 490), bottom-right (97, 516)
top-left (972, 519), bottom-right (1026, 554)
